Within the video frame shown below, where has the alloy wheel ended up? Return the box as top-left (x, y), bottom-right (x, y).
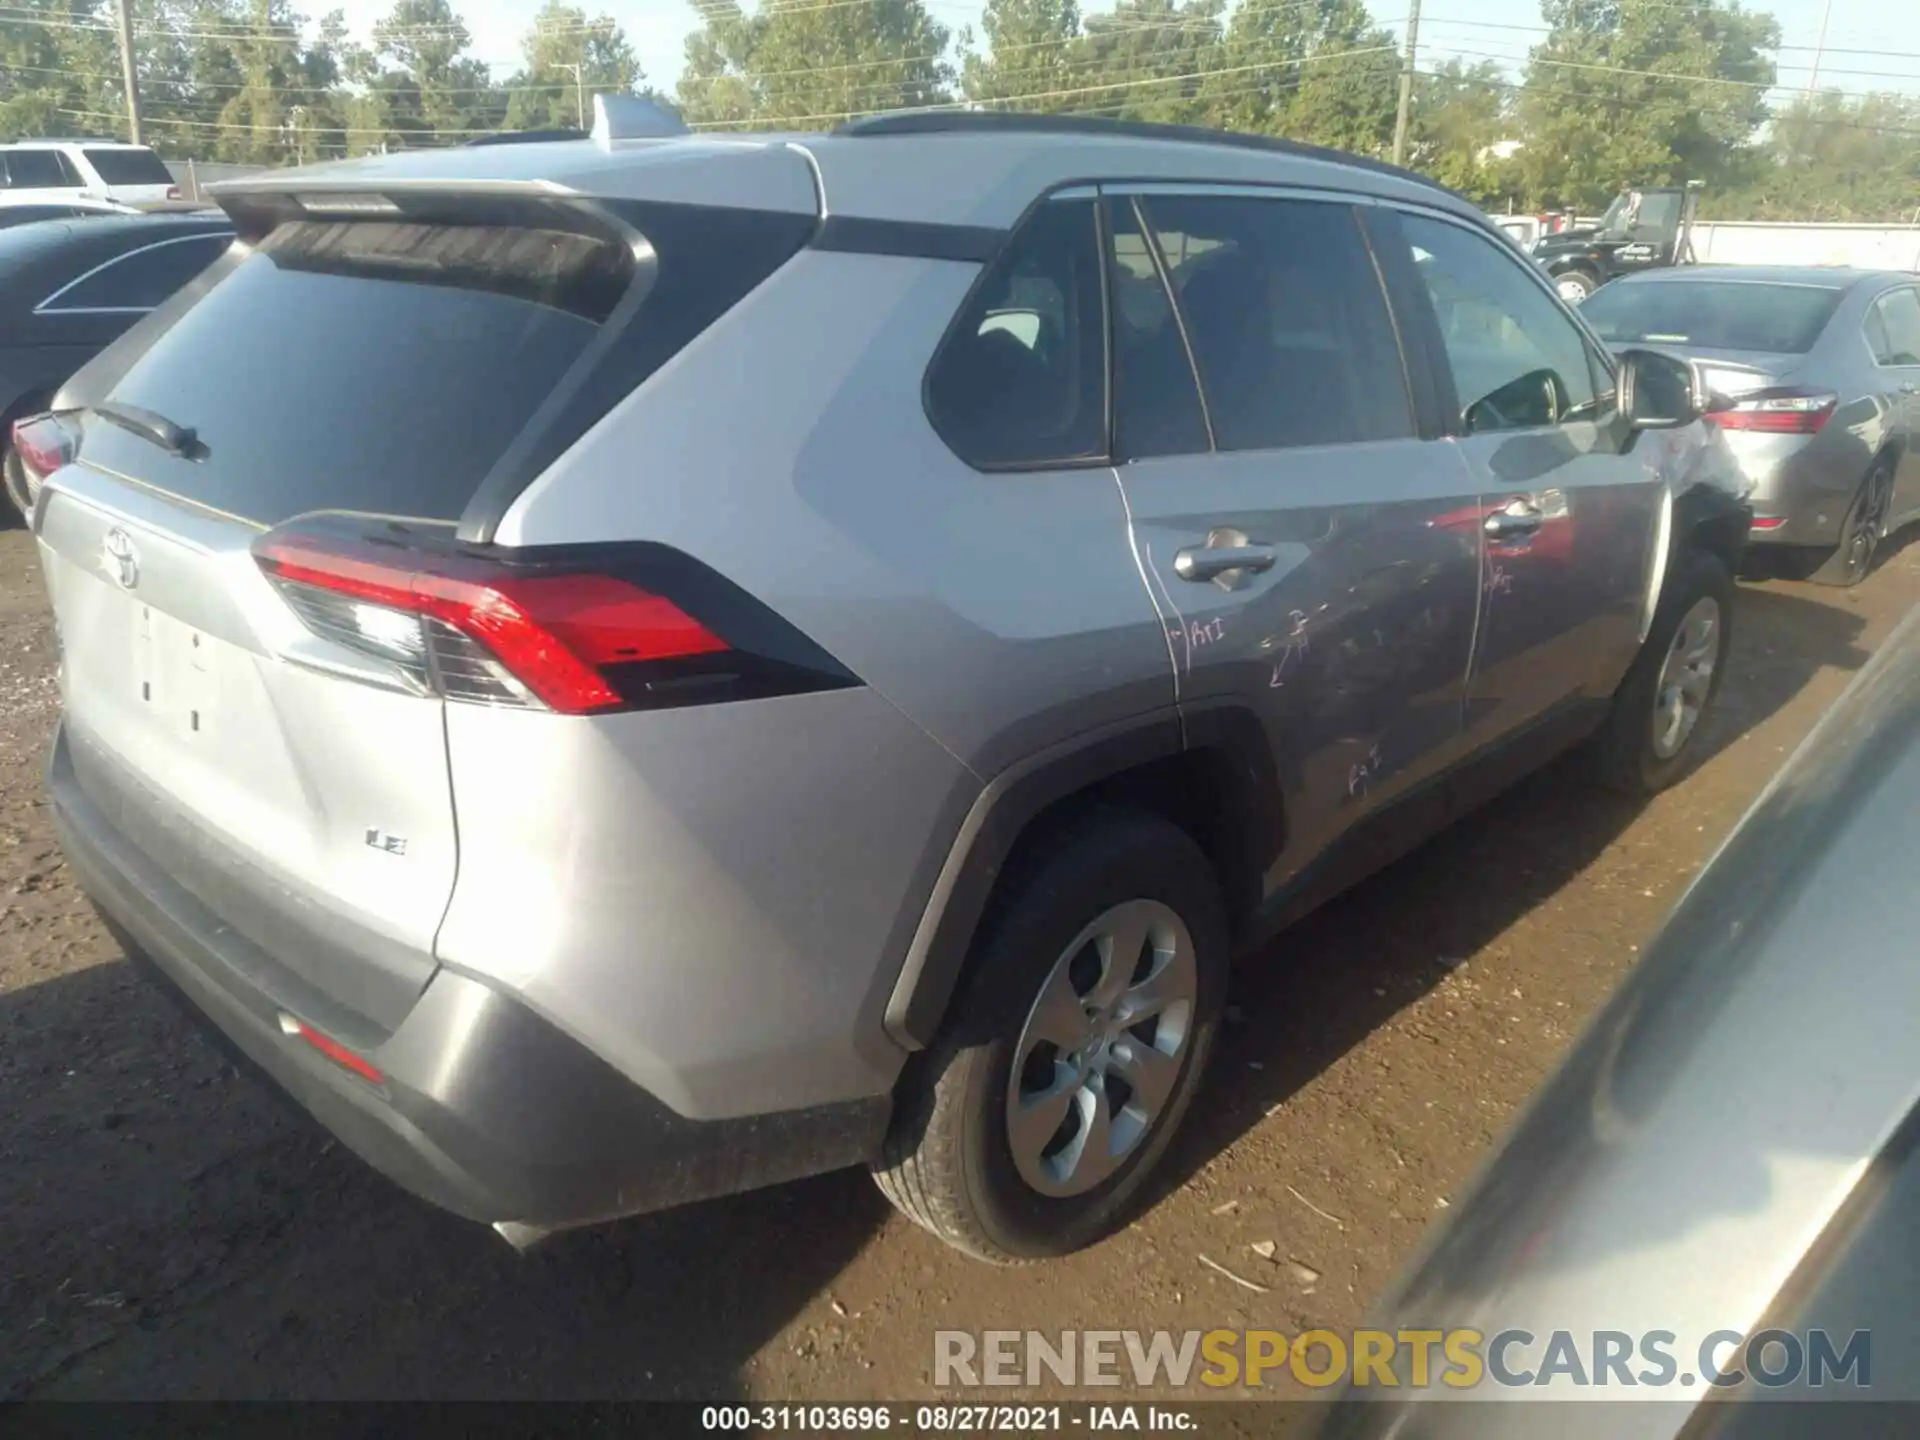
top-left (1006, 899), bottom-right (1197, 1198)
top-left (1652, 596), bottom-right (1723, 760)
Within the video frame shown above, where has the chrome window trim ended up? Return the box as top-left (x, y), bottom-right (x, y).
top-left (33, 232), bottom-right (232, 315)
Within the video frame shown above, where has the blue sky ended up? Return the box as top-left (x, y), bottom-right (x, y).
top-left (325, 0), bottom-right (1918, 105)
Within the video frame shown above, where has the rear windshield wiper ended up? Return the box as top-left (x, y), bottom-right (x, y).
top-left (88, 402), bottom-right (204, 460)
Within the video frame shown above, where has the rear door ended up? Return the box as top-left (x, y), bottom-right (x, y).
top-left (1382, 205), bottom-right (1665, 746)
top-left (1865, 285), bottom-right (1920, 520)
top-left (36, 202), bottom-right (751, 1031)
top-left (0, 147), bottom-right (87, 204)
top-left (1110, 187), bottom-right (1484, 880)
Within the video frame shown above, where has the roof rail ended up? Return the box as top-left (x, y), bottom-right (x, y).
top-left (836, 111), bottom-right (1455, 198)
top-left (465, 127), bottom-right (588, 147)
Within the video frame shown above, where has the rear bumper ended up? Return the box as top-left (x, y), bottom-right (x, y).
top-left (49, 722), bottom-right (888, 1232)
top-left (1724, 431), bottom-right (1860, 548)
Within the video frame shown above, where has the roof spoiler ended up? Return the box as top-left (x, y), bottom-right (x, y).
top-left (591, 94), bottom-right (689, 148)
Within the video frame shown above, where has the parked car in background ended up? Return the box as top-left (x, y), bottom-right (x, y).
top-left (0, 140), bottom-right (181, 208)
top-left (1, 211), bottom-right (233, 521)
top-left (1582, 266), bottom-right (1920, 587)
top-left (0, 198), bottom-right (140, 230)
top-left (29, 108), bottom-right (1747, 1265)
top-left (1318, 599), bottom-right (1920, 1435)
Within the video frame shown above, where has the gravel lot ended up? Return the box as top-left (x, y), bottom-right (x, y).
top-left (3, 518), bottom-right (1915, 1401)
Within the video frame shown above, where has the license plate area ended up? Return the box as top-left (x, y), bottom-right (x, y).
top-left (131, 599), bottom-right (218, 745)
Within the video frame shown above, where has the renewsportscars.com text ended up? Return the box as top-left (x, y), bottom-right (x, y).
top-left (934, 1328), bottom-right (1871, 1391)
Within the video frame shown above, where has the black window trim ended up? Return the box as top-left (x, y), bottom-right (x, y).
top-left (1110, 191), bottom-right (1218, 456)
top-left (1383, 198), bottom-right (1622, 440)
top-left (1865, 284), bottom-right (1920, 369)
top-left (34, 231), bottom-right (234, 315)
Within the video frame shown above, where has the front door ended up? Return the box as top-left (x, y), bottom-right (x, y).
top-left (1108, 188), bottom-right (1484, 885)
top-left (1382, 207), bottom-right (1667, 745)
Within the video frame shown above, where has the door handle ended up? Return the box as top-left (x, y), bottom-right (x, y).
top-left (1484, 504), bottom-right (1543, 540)
top-left (1174, 544), bottom-right (1277, 582)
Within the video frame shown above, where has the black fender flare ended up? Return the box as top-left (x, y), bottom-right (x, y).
top-left (882, 704), bottom-right (1284, 1049)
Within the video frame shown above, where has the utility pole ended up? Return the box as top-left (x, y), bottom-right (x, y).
top-left (1391, 0), bottom-right (1421, 168)
top-left (114, 0), bottom-right (144, 145)
top-left (559, 63), bottom-right (587, 130)
top-left (1806, 0), bottom-right (1836, 94)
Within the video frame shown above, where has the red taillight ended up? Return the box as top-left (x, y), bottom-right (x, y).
top-left (10, 413), bottom-right (76, 477)
top-left (279, 1013), bottom-right (384, 1085)
top-left (1750, 516), bottom-right (1788, 532)
top-left (254, 529), bottom-right (730, 715)
top-left (1707, 389), bottom-right (1837, 435)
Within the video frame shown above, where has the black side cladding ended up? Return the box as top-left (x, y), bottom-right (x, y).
top-left (459, 200), bottom-right (818, 542)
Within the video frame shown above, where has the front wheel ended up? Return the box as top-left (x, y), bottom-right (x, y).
top-left (1554, 269), bottom-right (1599, 303)
top-left (1592, 549), bottom-right (1734, 796)
top-left (873, 809), bottom-right (1227, 1262)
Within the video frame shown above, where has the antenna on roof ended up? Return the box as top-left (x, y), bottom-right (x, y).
top-left (591, 94), bottom-right (690, 148)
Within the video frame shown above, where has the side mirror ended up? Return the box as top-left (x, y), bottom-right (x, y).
top-left (1617, 348), bottom-right (1702, 430)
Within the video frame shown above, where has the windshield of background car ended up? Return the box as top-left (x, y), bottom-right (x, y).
top-left (1596, 193), bottom-right (1634, 236)
top-left (1581, 280), bottom-right (1845, 354)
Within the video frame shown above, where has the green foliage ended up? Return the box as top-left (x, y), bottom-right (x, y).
top-left (1516, 0), bottom-right (1779, 210)
top-left (0, 0), bottom-right (1913, 226)
top-left (678, 0), bottom-right (952, 130)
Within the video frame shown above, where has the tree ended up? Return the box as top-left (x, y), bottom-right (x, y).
top-left (1716, 91), bottom-right (1920, 222)
top-left (367, 0), bottom-right (501, 145)
top-left (1516, 0), bottom-right (1778, 211)
top-left (503, 1), bottom-right (645, 132)
top-left (961, 0), bottom-right (1080, 112)
top-left (1197, 0), bottom-right (1317, 135)
top-left (1068, 0), bottom-right (1224, 126)
top-left (1285, 0), bottom-right (1398, 157)
top-left (1406, 58), bottom-right (1517, 206)
top-left (676, 0), bottom-right (952, 130)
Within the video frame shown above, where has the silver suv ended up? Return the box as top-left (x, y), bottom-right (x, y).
top-left (27, 107), bottom-right (1750, 1262)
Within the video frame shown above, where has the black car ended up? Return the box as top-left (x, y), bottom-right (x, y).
top-left (1, 211), bottom-right (233, 520)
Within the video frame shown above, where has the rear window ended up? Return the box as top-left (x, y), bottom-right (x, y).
top-left (80, 206), bottom-right (807, 525)
top-left (81, 148), bottom-right (173, 187)
top-left (1581, 280), bottom-right (1844, 354)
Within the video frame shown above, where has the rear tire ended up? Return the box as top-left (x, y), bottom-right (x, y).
top-left (873, 809), bottom-right (1227, 1262)
top-left (1809, 458), bottom-right (1894, 588)
top-left (1592, 549), bottom-right (1734, 796)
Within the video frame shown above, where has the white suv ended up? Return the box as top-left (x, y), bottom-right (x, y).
top-left (0, 140), bottom-right (180, 208)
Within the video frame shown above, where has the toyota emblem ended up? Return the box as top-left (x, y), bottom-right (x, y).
top-left (102, 526), bottom-right (139, 590)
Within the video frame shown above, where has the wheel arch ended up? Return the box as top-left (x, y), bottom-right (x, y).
top-left (883, 705), bottom-right (1285, 1050)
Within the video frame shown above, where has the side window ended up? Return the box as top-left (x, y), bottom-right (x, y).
top-left (41, 234), bottom-right (229, 312)
top-left (3, 150), bottom-right (71, 190)
top-left (1134, 193), bottom-right (1413, 452)
top-left (925, 197), bottom-right (1106, 469)
top-left (1107, 198), bottom-right (1209, 460)
top-left (56, 152), bottom-right (86, 187)
top-left (1869, 289), bottom-right (1920, 367)
top-left (1400, 212), bottom-right (1599, 433)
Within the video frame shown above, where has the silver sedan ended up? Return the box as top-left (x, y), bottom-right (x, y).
top-left (1581, 266), bottom-right (1920, 586)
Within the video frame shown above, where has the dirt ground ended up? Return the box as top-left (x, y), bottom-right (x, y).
top-left (2, 518), bottom-right (1915, 1402)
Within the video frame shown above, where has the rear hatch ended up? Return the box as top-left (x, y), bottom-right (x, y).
top-left (37, 180), bottom-right (816, 1033)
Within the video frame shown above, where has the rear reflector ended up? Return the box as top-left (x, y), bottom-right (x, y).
top-left (10, 413), bottom-right (77, 478)
top-left (1707, 388), bottom-right (1838, 435)
top-left (278, 1012), bottom-right (384, 1085)
top-left (253, 519), bottom-right (856, 715)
